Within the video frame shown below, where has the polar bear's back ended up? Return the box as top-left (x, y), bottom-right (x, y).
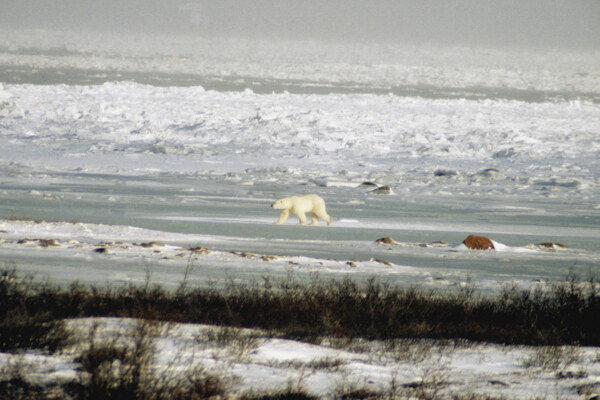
top-left (271, 194), bottom-right (327, 211)
top-left (289, 194), bottom-right (324, 212)
top-left (299, 194), bottom-right (325, 204)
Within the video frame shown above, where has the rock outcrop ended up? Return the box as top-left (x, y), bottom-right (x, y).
top-left (463, 235), bottom-right (495, 250)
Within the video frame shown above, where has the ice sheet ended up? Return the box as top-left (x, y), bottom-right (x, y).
top-left (1, 30), bottom-right (599, 293)
top-left (2, 29), bottom-right (600, 97)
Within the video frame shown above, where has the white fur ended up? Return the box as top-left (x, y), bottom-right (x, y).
top-left (271, 194), bottom-right (332, 226)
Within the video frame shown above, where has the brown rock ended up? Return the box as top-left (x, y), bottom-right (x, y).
top-left (231, 251), bottom-right (256, 258)
top-left (375, 237), bottom-right (397, 245)
top-left (463, 235), bottom-right (495, 250)
top-left (140, 241), bottom-right (165, 248)
top-left (537, 242), bottom-right (568, 250)
top-left (189, 246), bottom-right (209, 254)
top-left (39, 239), bottom-right (59, 247)
top-left (373, 258), bottom-right (392, 266)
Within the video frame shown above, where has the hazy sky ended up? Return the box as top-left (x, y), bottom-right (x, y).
top-left (1, 0), bottom-right (599, 47)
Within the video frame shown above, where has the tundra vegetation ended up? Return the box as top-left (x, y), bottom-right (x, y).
top-left (1, 267), bottom-right (599, 399)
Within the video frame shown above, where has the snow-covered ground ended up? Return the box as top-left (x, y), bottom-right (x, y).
top-left (3, 317), bottom-right (600, 399)
top-left (1, 29), bottom-right (600, 398)
top-left (0, 216), bottom-right (598, 293)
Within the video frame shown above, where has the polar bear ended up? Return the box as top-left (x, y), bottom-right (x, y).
top-left (271, 194), bottom-right (332, 226)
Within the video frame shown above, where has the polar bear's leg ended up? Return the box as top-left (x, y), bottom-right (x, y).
top-left (315, 210), bottom-right (332, 226)
top-left (276, 209), bottom-right (290, 224)
top-left (296, 212), bottom-right (307, 225)
top-left (310, 212), bottom-right (319, 226)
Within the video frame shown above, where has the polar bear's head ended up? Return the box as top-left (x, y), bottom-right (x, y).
top-left (271, 197), bottom-right (293, 209)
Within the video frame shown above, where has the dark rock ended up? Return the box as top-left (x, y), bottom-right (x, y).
top-left (477, 168), bottom-right (504, 179)
top-left (373, 258), bottom-right (392, 266)
top-left (537, 242), bottom-right (567, 249)
top-left (231, 251), bottom-right (256, 258)
top-left (189, 246), bottom-right (209, 254)
top-left (358, 181), bottom-right (378, 187)
top-left (371, 185), bottom-right (391, 194)
top-left (375, 237), bottom-right (397, 245)
top-left (140, 241), bottom-right (164, 248)
top-left (434, 169), bottom-right (458, 177)
top-left (39, 239), bottom-right (59, 247)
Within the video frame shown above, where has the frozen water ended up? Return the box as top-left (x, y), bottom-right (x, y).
top-left (1, 82), bottom-right (598, 181)
top-left (0, 29), bottom-right (599, 293)
top-left (2, 29), bottom-right (600, 98)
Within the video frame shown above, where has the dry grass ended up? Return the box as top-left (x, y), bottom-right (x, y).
top-left (7, 266), bottom-right (597, 399)
top-left (66, 319), bottom-right (227, 400)
top-left (2, 268), bottom-right (600, 348)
